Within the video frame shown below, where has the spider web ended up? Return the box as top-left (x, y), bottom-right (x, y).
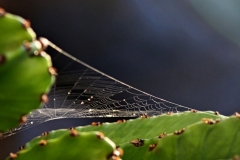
top-left (2, 41), bottom-right (193, 138)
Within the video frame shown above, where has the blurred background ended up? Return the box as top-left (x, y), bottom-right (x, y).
top-left (1, 0), bottom-right (240, 158)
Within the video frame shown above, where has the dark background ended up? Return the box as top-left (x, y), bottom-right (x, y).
top-left (1, 0), bottom-right (240, 159)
